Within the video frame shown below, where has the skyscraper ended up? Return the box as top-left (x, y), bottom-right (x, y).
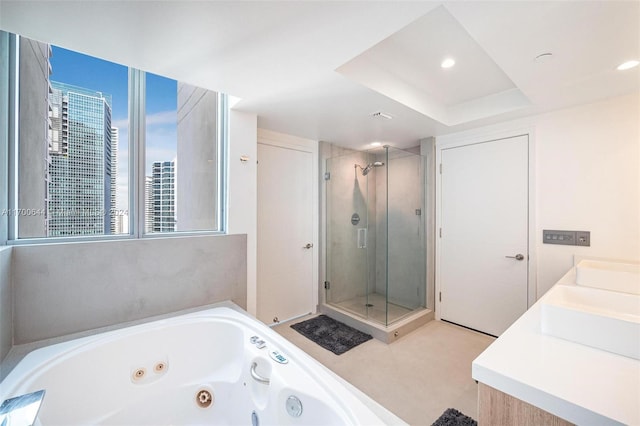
top-left (176, 82), bottom-right (218, 231)
top-left (17, 37), bottom-right (51, 238)
top-left (47, 82), bottom-right (113, 236)
top-left (144, 176), bottom-right (153, 234)
top-left (150, 161), bottom-right (175, 232)
top-left (110, 126), bottom-right (118, 234)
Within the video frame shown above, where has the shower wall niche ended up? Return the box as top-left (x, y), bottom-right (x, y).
top-left (324, 144), bottom-right (428, 327)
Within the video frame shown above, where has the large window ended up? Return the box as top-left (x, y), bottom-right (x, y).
top-left (2, 32), bottom-right (226, 242)
top-left (145, 73), bottom-right (222, 234)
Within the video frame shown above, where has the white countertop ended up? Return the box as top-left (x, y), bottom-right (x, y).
top-left (472, 268), bottom-right (640, 426)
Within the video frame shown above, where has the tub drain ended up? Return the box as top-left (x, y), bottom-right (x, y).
top-left (196, 389), bottom-right (214, 408)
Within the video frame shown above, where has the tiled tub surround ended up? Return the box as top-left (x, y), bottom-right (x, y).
top-left (1, 304), bottom-right (404, 425)
top-left (11, 234), bottom-right (247, 344)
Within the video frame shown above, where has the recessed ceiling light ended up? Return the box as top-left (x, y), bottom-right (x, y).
top-left (441, 58), bottom-right (455, 69)
top-left (617, 60), bottom-right (639, 71)
top-left (371, 142), bottom-right (382, 147)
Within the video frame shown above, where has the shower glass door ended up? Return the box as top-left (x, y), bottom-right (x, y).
top-left (325, 146), bottom-right (426, 326)
top-left (325, 150), bottom-right (375, 320)
top-left (385, 147), bottom-right (425, 321)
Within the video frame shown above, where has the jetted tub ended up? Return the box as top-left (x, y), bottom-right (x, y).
top-left (1, 305), bottom-right (404, 425)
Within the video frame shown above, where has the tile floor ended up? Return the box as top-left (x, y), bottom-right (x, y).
top-left (274, 316), bottom-right (494, 426)
top-left (332, 293), bottom-right (415, 325)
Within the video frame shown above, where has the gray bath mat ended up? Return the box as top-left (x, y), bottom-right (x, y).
top-left (431, 408), bottom-right (477, 426)
top-left (290, 315), bottom-right (372, 355)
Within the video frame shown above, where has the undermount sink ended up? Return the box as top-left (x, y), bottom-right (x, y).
top-left (576, 259), bottom-right (640, 295)
top-left (541, 284), bottom-right (640, 359)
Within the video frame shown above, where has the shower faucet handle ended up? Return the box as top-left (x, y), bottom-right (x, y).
top-left (303, 243), bottom-right (313, 249)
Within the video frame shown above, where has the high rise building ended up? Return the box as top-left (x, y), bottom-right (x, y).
top-left (150, 161), bottom-right (175, 232)
top-left (110, 126), bottom-right (118, 234)
top-left (144, 176), bottom-right (153, 233)
top-left (47, 82), bottom-right (113, 236)
top-left (176, 83), bottom-right (218, 231)
top-left (114, 214), bottom-right (122, 234)
top-left (17, 37), bottom-right (52, 238)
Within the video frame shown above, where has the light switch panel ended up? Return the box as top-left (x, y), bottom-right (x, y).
top-left (543, 230), bottom-right (590, 246)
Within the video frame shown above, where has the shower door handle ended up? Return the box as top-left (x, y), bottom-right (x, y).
top-left (303, 243), bottom-right (313, 249)
top-left (357, 228), bottom-right (367, 249)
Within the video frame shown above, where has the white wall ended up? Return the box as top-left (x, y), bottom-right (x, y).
top-left (228, 109), bottom-right (258, 316)
top-left (437, 93), bottom-right (639, 298)
top-left (534, 94), bottom-right (639, 295)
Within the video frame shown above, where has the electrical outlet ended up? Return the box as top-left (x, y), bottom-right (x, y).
top-left (576, 231), bottom-right (590, 246)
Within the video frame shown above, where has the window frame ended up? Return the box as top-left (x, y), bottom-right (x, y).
top-left (2, 33), bottom-right (228, 245)
top-left (0, 31), bottom-right (14, 246)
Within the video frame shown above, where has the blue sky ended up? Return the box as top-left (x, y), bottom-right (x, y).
top-left (50, 46), bottom-right (177, 119)
top-left (50, 46), bottom-right (178, 210)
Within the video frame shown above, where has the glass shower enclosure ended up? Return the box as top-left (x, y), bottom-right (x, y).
top-left (325, 146), bottom-right (426, 326)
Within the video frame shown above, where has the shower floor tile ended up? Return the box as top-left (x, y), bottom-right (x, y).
top-left (332, 293), bottom-right (414, 325)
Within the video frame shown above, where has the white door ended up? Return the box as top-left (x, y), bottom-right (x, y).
top-left (440, 135), bottom-right (529, 336)
top-left (257, 143), bottom-right (314, 324)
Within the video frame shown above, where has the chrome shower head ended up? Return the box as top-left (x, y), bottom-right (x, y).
top-left (361, 161), bottom-right (385, 176)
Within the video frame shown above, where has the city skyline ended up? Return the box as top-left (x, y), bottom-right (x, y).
top-left (15, 35), bottom-right (218, 237)
top-left (47, 77), bottom-right (174, 236)
top-left (50, 45), bottom-right (180, 213)
top-left (47, 81), bottom-right (115, 236)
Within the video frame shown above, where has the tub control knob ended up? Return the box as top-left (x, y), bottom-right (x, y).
top-left (286, 395), bottom-right (303, 417)
top-left (269, 350), bottom-right (289, 364)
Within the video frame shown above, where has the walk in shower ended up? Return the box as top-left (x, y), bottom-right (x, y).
top-left (324, 145), bottom-right (427, 327)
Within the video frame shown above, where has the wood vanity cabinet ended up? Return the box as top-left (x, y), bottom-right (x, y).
top-left (478, 383), bottom-right (573, 426)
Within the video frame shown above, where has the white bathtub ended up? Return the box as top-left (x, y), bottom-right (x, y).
top-left (1, 305), bottom-right (404, 425)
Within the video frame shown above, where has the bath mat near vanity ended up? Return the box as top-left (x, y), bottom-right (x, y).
top-left (431, 408), bottom-right (477, 426)
top-left (290, 315), bottom-right (372, 355)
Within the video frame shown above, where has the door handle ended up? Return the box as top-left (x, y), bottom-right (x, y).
top-left (505, 254), bottom-right (525, 261)
top-left (303, 243), bottom-right (313, 249)
top-left (357, 228), bottom-right (367, 249)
